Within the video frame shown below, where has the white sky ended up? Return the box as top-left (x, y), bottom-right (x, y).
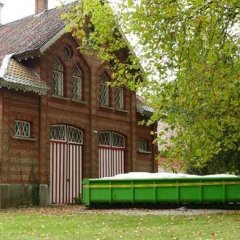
top-left (1, 0), bottom-right (75, 24)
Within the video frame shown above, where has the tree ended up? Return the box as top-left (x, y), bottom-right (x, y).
top-left (63, 0), bottom-right (240, 174)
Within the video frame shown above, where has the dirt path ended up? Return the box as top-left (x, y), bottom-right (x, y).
top-left (1, 205), bottom-right (240, 216)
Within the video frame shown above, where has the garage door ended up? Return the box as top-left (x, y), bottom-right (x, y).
top-left (50, 125), bottom-right (83, 204)
top-left (99, 131), bottom-right (125, 178)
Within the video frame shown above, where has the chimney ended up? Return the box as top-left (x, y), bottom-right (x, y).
top-left (0, 2), bottom-right (3, 25)
top-left (35, 0), bottom-right (48, 14)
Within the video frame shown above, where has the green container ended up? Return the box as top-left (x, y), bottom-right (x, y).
top-left (82, 176), bottom-right (240, 206)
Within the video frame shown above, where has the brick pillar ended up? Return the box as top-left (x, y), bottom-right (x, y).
top-left (0, 3), bottom-right (4, 25)
top-left (39, 95), bottom-right (48, 184)
top-left (1, 91), bottom-right (10, 183)
top-left (89, 62), bottom-right (98, 178)
top-left (130, 91), bottom-right (137, 172)
top-left (35, 0), bottom-right (48, 14)
top-left (0, 92), bottom-right (3, 182)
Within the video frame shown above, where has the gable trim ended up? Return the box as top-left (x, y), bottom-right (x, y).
top-left (0, 55), bottom-right (48, 95)
top-left (40, 27), bottom-right (66, 54)
top-left (0, 54), bottom-right (13, 78)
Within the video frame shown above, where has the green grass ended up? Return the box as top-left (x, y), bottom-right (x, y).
top-left (0, 207), bottom-right (239, 240)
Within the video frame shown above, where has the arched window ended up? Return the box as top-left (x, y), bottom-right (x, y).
top-left (116, 87), bottom-right (124, 110)
top-left (100, 72), bottom-right (110, 107)
top-left (50, 125), bottom-right (83, 144)
top-left (72, 66), bottom-right (82, 100)
top-left (99, 131), bottom-right (125, 148)
top-left (52, 58), bottom-right (64, 96)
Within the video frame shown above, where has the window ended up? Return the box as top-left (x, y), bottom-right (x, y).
top-left (138, 138), bottom-right (150, 152)
top-left (72, 66), bottom-right (82, 100)
top-left (100, 72), bottom-right (110, 107)
top-left (50, 125), bottom-right (66, 141)
top-left (64, 45), bottom-right (73, 58)
top-left (14, 121), bottom-right (31, 138)
top-left (99, 131), bottom-right (125, 148)
top-left (116, 87), bottom-right (124, 109)
top-left (52, 58), bottom-right (64, 96)
top-left (50, 125), bottom-right (83, 144)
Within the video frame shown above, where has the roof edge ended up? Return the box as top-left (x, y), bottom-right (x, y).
top-left (40, 27), bottom-right (66, 54)
top-left (0, 54), bottom-right (13, 78)
top-left (0, 79), bottom-right (48, 95)
top-left (0, 55), bottom-right (48, 95)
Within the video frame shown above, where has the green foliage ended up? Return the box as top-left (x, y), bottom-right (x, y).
top-left (125, 0), bottom-right (240, 174)
top-left (63, 0), bottom-right (240, 174)
top-left (61, 0), bottom-right (142, 90)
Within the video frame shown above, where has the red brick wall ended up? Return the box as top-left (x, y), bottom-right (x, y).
top-left (135, 114), bottom-right (157, 173)
top-left (0, 90), bottom-right (40, 183)
top-left (38, 33), bottom-right (140, 181)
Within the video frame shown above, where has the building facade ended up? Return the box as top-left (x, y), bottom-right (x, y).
top-left (0, 1), bottom-right (157, 208)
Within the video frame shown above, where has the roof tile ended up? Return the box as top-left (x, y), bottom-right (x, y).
top-left (0, 58), bottom-right (48, 95)
top-left (0, 4), bottom-right (71, 65)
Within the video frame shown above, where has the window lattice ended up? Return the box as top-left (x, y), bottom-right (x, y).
top-left (116, 87), bottom-right (124, 109)
top-left (52, 58), bottom-right (64, 96)
top-left (98, 132), bottom-right (111, 146)
top-left (67, 126), bottom-right (83, 144)
top-left (72, 66), bottom-right (82, 100)
top-left (112, 133), bottom-right (125, 147)
top-left (99, 132), bottom-right (125, 148)
top-left (50, 125), bottom-right (66, 141)
top-left (50, 125), bottom-right (83, 144)
top-left (100, 72), bottom-right (110, 106)
top-left (14, 121), bottom-right (31, 138)
top-left (138, 138), bottom-right (149, 152)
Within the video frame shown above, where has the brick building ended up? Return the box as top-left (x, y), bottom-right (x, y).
top-left (0, 0), bottom-right (157, 208)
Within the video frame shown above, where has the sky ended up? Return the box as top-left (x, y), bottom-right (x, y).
top-left (0, 0), bottom-right (75, 24)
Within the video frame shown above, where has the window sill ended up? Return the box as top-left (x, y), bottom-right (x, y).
top-left (13, 136), bottom-right (37, 142)
top-left (116, 109), bottom-right (128, 113)
top-left (138, 150), bottom-right (152, 154)
top-left (99, 105), bottom-right (114, 111)
top-left (52, 95), bottom-right (69, 100)
top-left (71, 99), bottom-right (87, 104)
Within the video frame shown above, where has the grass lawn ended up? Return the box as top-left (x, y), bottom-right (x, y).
top-left (0, 206), bottom-right (239, 240)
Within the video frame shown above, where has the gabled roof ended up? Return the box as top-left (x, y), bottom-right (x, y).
top-left (0, 5), bottom-right (70, 64)
top-left (0, 3), bottom-right (152, 116)
top-left (0, 4), bottom-right (72, 95)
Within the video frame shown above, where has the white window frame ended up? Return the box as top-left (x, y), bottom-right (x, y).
top-left (52, 58), bottom-right (64, 97)
top-left (72, 66), bottom-right (82, 101)
top-left (14, 121), bottom-right (31, 138)
top-left (116, 87), bottom-right (124, 110)
top-left (100, 72), bottom-right (110, 107)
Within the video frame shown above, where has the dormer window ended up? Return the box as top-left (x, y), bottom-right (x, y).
top-left (100, 72), bottom-right (110, 107)
top-left (52, 58), bottom-right (64, 97)
top-left (72, 66), bottom-right (82, 101)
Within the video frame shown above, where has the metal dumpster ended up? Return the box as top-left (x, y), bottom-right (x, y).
top-left (82, 176), bottom-right (240, 206)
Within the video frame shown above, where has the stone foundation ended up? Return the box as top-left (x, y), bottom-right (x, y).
top-left (0, 184), bottom-right (49, 209)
